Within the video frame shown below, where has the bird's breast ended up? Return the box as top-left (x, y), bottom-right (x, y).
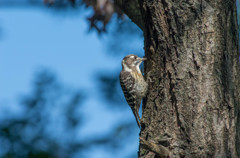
top-left (131, 72), bottom-right (148, 97)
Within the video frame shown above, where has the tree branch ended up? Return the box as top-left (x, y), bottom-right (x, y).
top-left (114, 0), bottom-right (144, 31)
top-left (140, 137), bottom-right (169, 158)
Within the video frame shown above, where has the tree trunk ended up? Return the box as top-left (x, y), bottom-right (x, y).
top-left (136, 0), bottom-right (240, 157)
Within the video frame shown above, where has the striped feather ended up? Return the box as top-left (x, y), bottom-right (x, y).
top-left (120, 71), bottom-right (141, 127)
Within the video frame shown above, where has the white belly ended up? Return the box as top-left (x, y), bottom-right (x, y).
top-left (135, 78), bottom-right (148, 98)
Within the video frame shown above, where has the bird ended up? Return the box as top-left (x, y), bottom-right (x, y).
top-left (119, 54), bottom-right (148, 128)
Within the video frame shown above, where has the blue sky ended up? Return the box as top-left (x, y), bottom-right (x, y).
top-left (0, 7), bottom-right (142, 158)
top-left (1, 2), bottom-right (239, 158)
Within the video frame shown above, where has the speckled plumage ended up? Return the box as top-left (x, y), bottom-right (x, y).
top-left (119, 54), bottom-right (148, 128)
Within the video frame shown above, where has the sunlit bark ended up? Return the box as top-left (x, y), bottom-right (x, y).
top-left (123, 0), bottom-right (240, 157)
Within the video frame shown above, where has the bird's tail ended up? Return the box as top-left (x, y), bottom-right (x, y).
top-left (132, 110), bottom-right (141, 128)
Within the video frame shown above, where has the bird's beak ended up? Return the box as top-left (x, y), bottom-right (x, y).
top-left (141, 58), bottom-right (147, 61)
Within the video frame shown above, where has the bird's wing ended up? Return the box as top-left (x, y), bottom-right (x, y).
top-left (120, 71), bottom-right (141, 127)
top-left (119, 71), bottom-right (136, 107)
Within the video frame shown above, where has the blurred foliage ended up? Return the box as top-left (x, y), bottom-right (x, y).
top-left (0, 70), bottom-right (138, 158)
top-left (44, 0), bottom-right (124, 33)
top-left (0, 70), bottom-right (84, 158)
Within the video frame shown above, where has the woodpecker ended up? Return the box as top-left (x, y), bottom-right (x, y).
top-left (119, 54), bottom-right (148, 128)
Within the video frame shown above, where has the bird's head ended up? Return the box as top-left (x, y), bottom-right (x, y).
top-left (121, 54), bottom-right (147, 72)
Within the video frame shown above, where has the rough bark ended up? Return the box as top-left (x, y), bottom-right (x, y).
top-left (133, 0), bottom-right (240, 157)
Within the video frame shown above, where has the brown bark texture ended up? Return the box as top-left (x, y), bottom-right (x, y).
top-left (122, 0), bottom-right (240, 157)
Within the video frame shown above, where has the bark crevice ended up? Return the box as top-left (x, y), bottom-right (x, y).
top-left (139, 0), bottom-right (240, 157)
